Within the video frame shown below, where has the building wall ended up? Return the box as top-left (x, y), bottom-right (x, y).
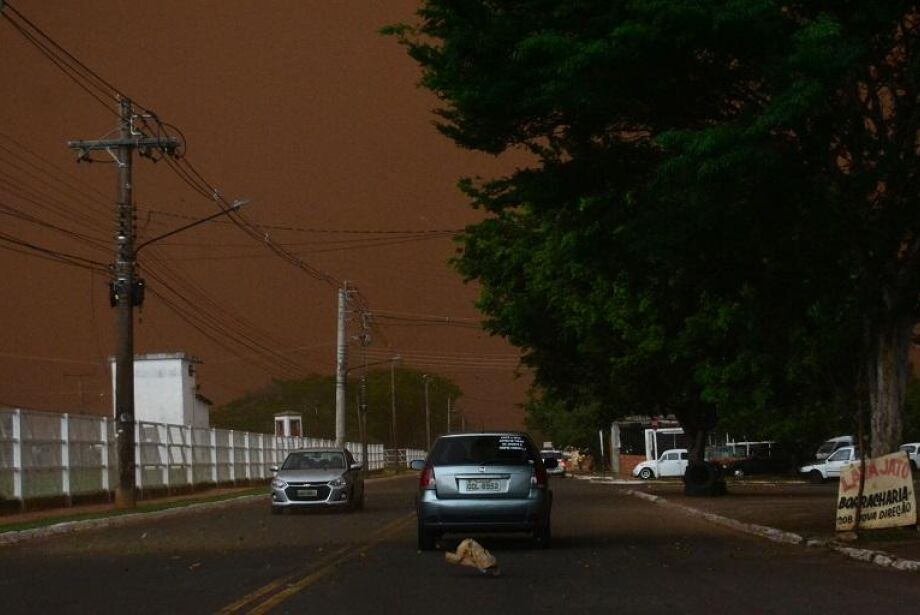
top-left (134, 358), bottom-right (187, 425)
top-left (192, 398), bottom-right (210, 428)
top-left (111, 354), bottom-right (208, 427)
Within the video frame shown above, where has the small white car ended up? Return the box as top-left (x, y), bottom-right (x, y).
top-left (799, 445), bottom-right (856, 483)
top-left (632, 448), bottom-right (689, 479)
top-left (899, 443), bottom-right (920, 471)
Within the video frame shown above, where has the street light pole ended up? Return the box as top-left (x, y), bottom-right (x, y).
top-left (423, 374), bottom-right (431, 449)
top-left (390, 360), bottom-right (397, 451)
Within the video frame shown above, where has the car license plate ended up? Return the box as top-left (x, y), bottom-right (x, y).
top-left (464, 479), bottom-right (500, 493)
top-left (297, 489), bottom-right (318, 497)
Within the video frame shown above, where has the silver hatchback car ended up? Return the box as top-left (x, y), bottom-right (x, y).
top-left (270, 447), bottom-right (364, 513)
top-left (410, 433), bottom-right (555, 550)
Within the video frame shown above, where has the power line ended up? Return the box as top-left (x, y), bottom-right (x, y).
top-left (0, 231), bottom-right (108, 271)
top-left (140, 208), bottom-right (463, 236)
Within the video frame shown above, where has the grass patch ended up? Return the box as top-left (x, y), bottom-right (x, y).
top-left (0, 487), bottom-right (265, 535)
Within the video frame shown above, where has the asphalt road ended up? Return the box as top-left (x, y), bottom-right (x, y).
top-left (2, 476), bottom-right (919, 614)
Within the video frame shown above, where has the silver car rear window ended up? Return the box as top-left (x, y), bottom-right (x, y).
top-left (429, 435), bottom-right (537, 466)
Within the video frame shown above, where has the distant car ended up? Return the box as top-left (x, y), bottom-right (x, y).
top-left (814, 435), bottom-right (854, 461)
top-left (632, 449), bottom-right (688, 479)
top-left (270, 447), bottom-right (364, 513)
top-left (540, 449), bottom-right (566, 476)
top-left (410, 432), bottom-right (554, 550)
top-left (723, 447), bottom-right (798, 477)
top-left (799, 446), bottom-right (856, 483)
top-left (899, 443), bottom-right (920, 471)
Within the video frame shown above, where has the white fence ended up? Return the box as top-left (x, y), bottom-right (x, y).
top-left (0, 408), bottom-right (386, 503)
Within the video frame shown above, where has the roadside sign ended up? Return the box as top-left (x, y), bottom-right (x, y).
top-left (836, 451), bottom-right (916, 531)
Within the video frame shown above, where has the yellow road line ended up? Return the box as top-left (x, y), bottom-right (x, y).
top-left (218, 513), bottom-right (414, 615)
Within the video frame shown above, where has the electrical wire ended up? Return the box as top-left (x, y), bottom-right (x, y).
top-left (0, 231), bottom-right (108, 271)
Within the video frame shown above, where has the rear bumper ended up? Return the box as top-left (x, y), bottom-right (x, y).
top-left (417, 489), bottom-right (551, 533)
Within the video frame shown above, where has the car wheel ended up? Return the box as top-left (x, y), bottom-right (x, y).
top-left (270, 505), bottom-right (283, 515)
top-left (417, 522), bottom-right (436, 551)
top-left (533, 519), bottom-right (552, 549)
top-left (638, 467), bottom-right (654, 480)
top-left (733, 468), bottom-right (745, 478)
top-left (808, 470), bottom-right (824, 484)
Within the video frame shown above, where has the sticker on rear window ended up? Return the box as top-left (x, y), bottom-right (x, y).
top-left (498, 435), bottom-right (526, 450)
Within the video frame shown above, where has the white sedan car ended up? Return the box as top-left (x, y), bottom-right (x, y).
top-left (632, 448), bottom-right (689, 479)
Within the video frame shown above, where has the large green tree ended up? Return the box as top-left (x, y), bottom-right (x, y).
top-left (388, 2), bottom-right (920, 457)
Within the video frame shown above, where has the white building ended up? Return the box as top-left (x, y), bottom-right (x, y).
top-left (110, 353), bottom-right (211, 427)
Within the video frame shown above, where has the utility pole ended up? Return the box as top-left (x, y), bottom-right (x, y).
top-left (390, 359), bottom-right (397, 450)
top-left (358, 319), bottom-right (370, 480)
top-left (423, 374), bottom-right (431, 449)
top-left (68, 98), bottom-right (178, 509)
top-left (334, 283), bottom-right (348, 447)
top-left (447, 395), bottom-right (452, 434)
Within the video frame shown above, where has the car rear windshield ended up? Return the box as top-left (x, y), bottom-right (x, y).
top-left (282, 452), bottom-right (346, 470)
top-left (429, 435), bottom-right (537, 466)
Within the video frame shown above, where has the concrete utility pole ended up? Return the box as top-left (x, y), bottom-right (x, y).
top-left (68, 99), bottom-right (178, 509)
top-left (447, 395), bottom-right (452, 434)
top-left (334, 283), bottom-right (348, 447)
top-left (359, 321), bottom-right (369, 480)
top-left (423, 374), bottom-right (431, 449)
top-left (390, 359), bottom-right (397, 450)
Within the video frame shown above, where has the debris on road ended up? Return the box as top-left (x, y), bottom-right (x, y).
top-left (445, 538), bottom-right (500, 576)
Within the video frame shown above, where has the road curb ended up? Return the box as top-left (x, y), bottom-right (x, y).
top-left (0, 493), bottom-right (264, 548)
top-left (621, 488), bottom-right (920, 573)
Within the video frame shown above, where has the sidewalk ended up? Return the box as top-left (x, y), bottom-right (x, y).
top-left (581, 474), bottom-right (920, 567)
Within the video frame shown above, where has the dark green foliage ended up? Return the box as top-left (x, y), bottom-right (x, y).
top-left (211, 369), bottom-right (461, 449)
top-left (388, 2), bottom-right (920, 450)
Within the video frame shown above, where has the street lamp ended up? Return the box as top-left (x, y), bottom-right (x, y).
top-left (135, 199), bottom-right (248, 254)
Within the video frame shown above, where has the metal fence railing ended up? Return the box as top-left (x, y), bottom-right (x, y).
top-left (0, 408), bottom-right (387, 504)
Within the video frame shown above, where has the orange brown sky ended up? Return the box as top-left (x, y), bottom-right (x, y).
top-left (0, 1), bottom-right (531, 430)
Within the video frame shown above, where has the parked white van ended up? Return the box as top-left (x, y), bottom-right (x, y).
top-left (815, 435), bottom-right (853, 461)
top-left (632, 448), bottom-right (688, 479)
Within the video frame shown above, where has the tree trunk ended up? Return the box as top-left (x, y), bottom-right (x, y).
top-left (867, 313), bottom-right (911, 457)
top-left (676, 404), bottom-right (716, 464)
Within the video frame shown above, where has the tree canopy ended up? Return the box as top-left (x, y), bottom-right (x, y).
top-left (388, 2), bottom-right (920, 455)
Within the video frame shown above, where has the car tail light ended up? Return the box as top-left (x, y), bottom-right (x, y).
top-left (531, 463), bottom-right (548, 489)
top-left (419, 465), bottom-right (436, 490)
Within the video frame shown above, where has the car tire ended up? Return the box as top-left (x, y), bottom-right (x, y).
top-left (533, 520), bottom-right (552, 549)
top-left (733, 468), bottom-right (745, 478)
top-left (808, 470), bottom-right (824, 484)
top-left (270, 505), bottom-right (283, 515)
top-left (638, 467), bottom-right (654, 480)
top-left (417, 522), bottom-right (436, 551)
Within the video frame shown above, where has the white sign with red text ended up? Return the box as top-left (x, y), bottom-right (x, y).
top-left (835, 451), bottom-right (916, 531)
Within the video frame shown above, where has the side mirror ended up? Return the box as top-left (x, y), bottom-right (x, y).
top-left (543, 458), bottom-right (559, 469)
top-left (409, 459), bottom-right (426, 471)
top-left (269, 466), bottom-right (278, 473)
top-left (350, 463), bottom-right (362, 471)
